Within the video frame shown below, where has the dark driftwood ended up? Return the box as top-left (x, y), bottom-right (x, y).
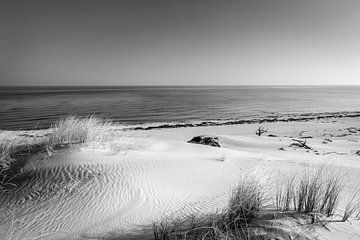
top-left (255, 127), bottom-right (268, 136)
top-left (289, 139), bottom-right (312, 150)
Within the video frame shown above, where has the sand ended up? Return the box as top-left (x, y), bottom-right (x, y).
top-left (1, 117), bottom-right (360, 239)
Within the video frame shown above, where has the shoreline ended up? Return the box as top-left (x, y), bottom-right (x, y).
top-left (129, 110), bottom-right (360, 130)
top-left (2, 110), bottom-right (360, 133)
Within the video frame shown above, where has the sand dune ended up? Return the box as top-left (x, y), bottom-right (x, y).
top-left (1, 118), bottom-right (360, 239)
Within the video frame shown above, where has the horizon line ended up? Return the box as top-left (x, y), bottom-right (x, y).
top-left (1, 84), bottom-right (360, 88)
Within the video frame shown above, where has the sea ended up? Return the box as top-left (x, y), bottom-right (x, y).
top-left (0, 85), bottom-right (360, 130)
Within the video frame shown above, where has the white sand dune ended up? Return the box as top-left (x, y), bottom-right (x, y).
top-left (1, 118), bottom-right (360, 239)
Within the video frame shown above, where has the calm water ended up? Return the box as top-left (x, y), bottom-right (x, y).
top-left (0, 86), bottom-right (360, 130)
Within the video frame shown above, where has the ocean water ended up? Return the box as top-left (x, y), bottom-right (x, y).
top-left (0, 86), bottom-right (360, 130)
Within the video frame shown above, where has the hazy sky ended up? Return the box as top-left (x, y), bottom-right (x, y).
top-left (1, 0), bottom-right (360, 86)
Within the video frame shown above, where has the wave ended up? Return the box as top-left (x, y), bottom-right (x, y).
top-left (127, 111), bottom-right (360, 130)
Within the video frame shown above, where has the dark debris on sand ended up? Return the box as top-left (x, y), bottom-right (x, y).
top-left (188, 135), bottom-right (221, 148)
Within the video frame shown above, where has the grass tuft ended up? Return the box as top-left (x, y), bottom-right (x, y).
top-left (48, 115), bottom-right (116, 146)
top-left (342, 188), bottom-right (360, 221)
top-left (1, 115), bottom-right (117, 192)
top-left (275, 167), bottom-right (343, 217)
top-left (153, 175), bottom-right (267, 240)
top-left (154, 167), bottom-right (357, 239)
top-left (226, 174), bottom-right (266, 226)
top-left (275, 174), bottom-right (296, 212)
top-left (0, 141), bottom-right (13, 171)
top-left (0, 141), bottom-right (18, 191)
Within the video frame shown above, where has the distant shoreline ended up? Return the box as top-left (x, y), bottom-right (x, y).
top-left (2, 111), bottom-right (360, 132)
top-left (128, 111), bottom-right (360, 130)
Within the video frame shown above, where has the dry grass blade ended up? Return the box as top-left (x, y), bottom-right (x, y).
top-left (342, 188), bottom-right (360, 221)
top-left (0, 141), bottom-right (14, 170)
top-left (0, 141), bottom-right (17, 191)
top-left (275, 174), bottom-right (296, 212)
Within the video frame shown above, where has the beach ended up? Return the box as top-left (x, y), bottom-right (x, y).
top-left (2, 0), bottom-right (360, 238)
top-left (1, 116), bottom-right (360, 239)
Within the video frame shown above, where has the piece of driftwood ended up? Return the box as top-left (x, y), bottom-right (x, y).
top-left (289, 139), bottom-right (312, 150)
top-left (255, 127), bottom-right (268, 136)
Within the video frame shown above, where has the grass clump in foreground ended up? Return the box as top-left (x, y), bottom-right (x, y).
top-left (154, 174), bottom-right (268, 240)
top-left (275, 167), bottom-right (343, 217)
top-left (154, 167), bottom-right (360, 240)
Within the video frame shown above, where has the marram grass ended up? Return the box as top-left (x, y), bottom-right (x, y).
top-left (0, 115), bottom-right (118, 190)
top-left (48, 115), bottom-right (116, 146)
top-left (154, 167), bottom-right (360, 240)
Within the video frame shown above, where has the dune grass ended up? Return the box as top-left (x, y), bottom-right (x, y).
top-left (275, 174), bottom-right (296, 212)
top-left (275, 167), bottom-right (343, 217)
top-left (48, 115), bottom-right (116, 146)
top-left (0, 141), bottom-right (13, 171)
top-left (153, 175), bottom-right (267, 240)
top-left (154, 167), bottom-right (359, 240)
top-left (0, 140), bottom-right (22, 192)
top-left (226, 174), bottom-right (267, 225)
top-left (0, 115), bottom-right (117, 191)
top-left (0, 141), bottom-right (15, 188)
top-left (342, 189), bottom-right (360, 221)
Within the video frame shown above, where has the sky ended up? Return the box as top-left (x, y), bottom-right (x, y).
top-left (1, 0), bottom-right (360, 86)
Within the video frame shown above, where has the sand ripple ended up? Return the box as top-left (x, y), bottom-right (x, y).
top-left (0, 143), bottom-right (237, 240)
